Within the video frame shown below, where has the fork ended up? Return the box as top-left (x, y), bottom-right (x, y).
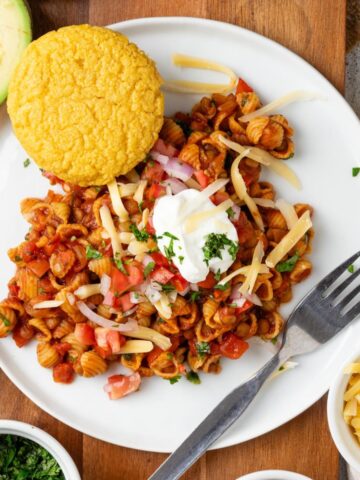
top-left (149, 251), bottom-right (360, 480)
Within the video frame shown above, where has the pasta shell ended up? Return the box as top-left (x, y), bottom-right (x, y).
top-left (260, 312), bottom-right (284, 340)
top-left (237, 92), bottom-right (261, 115)
top-left (271, 114), bottom-right (294, 136)
top-left (246, 117), bottom-right (269, 144)
top-left (16, 268), bottom-right (39, 301)
top-left (52, 202), bottom-right (70, 223)
top-left (187, 351), bottom-right (206, 372)
top-left (62, 332), bottom-right (87, 355)
top-left (179, 304), bottom-right (198, 330)
top-left (178, 143), bottom-right (201, 170)
top-left (88, 257), bottom-right (113, 277)
top-left (0, 306), bottom-right (17, 337)
top-left (56, 224), bottom-right (88, 241)
top-left (160, 118), bottom-right (186, 147)
top-left (29, 318), bottom-right (52, 342)
top-left (137, 301), bottom-right (156, 317)
top-left (202, 298), bottom-right (219, 327)
top-left (53, 319), bottom-right (74, 339)
top-left (50, 249), bottom-right (76, 279)
top-left (79, 351), bottom-right (107, 377)
top-left (171, 296), bottom-right (191, 317)
top-left (289, 259), bottom-right (312, 284)
top-left (271, 138), bottom-right (295, 159)
top-left (37, 343), bottom-right (60, 368)
top-left (259, 120), bottom-right (284, 150)
top-left (149, 351), bottom-right (179, 379)
top-left (0, 298), bottom-right (25, 318)
top-left (121, 353), bottom-right (144, 371)
top-left (201, 354), bottom-right (222, 374)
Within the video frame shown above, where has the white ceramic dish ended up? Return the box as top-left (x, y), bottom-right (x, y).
top-left (237, 471), bottom-right (312, 480)
top-left (0, 420), bottom-right (81, 480)
top-left (1, 17), bottom-right (360, 453)
top-left (328, 353), bottom-right (360, 473)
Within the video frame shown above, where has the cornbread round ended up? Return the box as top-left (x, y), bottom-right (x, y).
top-left (7, 24), bottom-right (164, 186)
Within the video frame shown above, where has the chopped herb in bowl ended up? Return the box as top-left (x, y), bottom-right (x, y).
top-left (0, 434), bottom-right (65, 479)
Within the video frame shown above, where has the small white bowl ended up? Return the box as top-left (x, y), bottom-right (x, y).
top-left (237, 471), bottom-right (312, 480)
top-left (327, 352), bottom-right (360, 473)
top-left (0, 420), bottom-right (81, 480)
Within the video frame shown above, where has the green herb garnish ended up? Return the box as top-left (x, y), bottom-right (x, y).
top-left (190, 291), bottom-right (201, 302)
top-left (214, 282), bottom-right (230, 291)
top-left (138, 201), bottom-right (144, 213)
top-left (276, 253), bottom-right (300, 273)
top-left (163, 232), bottom-right (179, 241)
top-left (0, 313), bottom-right (10, 327)
top-left (23, 158), bottom-right (31, 168)
top-left (166, 353), bottom-right (174, 360)
top-left (85, 245), bottom-right (102, 260)
top-left (130, 224), bottom-right (149, 242)
top-left (0, 434), bottom-right (65, 479)
top-left (226, 207), bottom-right (235, 219)
top-left (214, 269), bottom-right (222, 281)
top-left (202, 233), bottom-right (238, 266)
top-left (168, 375), bottom-right (181, 384)
top-left (144, 261), bottom-right (155, 277)
top-left (178, 255), bottom-right (184, 264)
top-left (157, 283), bottom-right (175, 293)
top-left (348, 264), bottom-right (355, 273)
top-left (196, 341), bottom-right (210, 359)
top-left (353, 167), bottom-right (360, 177)
top-left (123, 353), bottom-right (133, 361)
top-left (114, 253), bottom-right (128, 275)
top-left (186, 371), bottom-right (201, 384)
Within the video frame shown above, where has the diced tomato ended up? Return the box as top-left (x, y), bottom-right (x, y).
top-left (53, 342), bottom-right (72, 358)
top-left (210, 341), bottom-right (221, 355)
top-left (219, 333), bottom-right (249, 359)
top-left (20, 241), bottom-right (38, 262)
top-left (103, 291), bottom-right (115, 307)
top-left (95, 346), bottom-right (112, 359)
top-left (145, 218), bottom-right (156, 236)
top-left (117, 292), bottom-right (134, 312)
top-left (171, 274), bottom-right (189, 294)
top-left (142, 161), bottom-right (165, 182)
top-left (106, 330), bottom-right (126, 354)
top-left (53, 363), bottom-right (74, 383)
top-left (193, 170), bottom-right (210, 189)
top-left (146, 346), bottom-right (163, 365)
top-left (75, 324), bottom-right (96, 346)
top-left (104, 372), bottom-right (141, 400)
top-left (27, 259), bottom-right (50, 278)
top-left (43, 236), bottom-right (60, 256)
top-left (212, 191), bottom-right (230, 205)
top-left (12, 324), bottom-right (34, 348)
top-left (150, 252), bottom-right (170, 268)
top-left (235, 299), bottom-right (253, 315)
top-left (145, 183), bottom-right (166, 201)
top-left (151, 266), bottom-right (175, 284)
top-left (95, 328), bottom-right (109, 348)
top-left (197, 272), bottom-right (216, 289)
top-left (126, 263), bottom-right (144, 287)
top-left (111, 268), bottom-right (129, 296)
top-left (236, 77), bottom-right (253, 94)
top-left (152, 138), bottom-right (179, 157)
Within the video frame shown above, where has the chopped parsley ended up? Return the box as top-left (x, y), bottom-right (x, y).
top-left (202, 233), bottom-right (238, 266)
top-left (196, 341), bottom-right (210, 359)
top-left (214, 269), bottom-right (222, 281)
top-left (0, 313), bottom-right (10, 327)
top-left (130, 224), bottom-right (149, 242)
top-left (0, 434), bottom-right (64, 479)
top-left (190, 291), bottom-right (201, 302)
top-left (114, 253), bottom-right (127, 275)
top-left (163, 233), bottom-right (178, 261)
top-left (276, 253), bottom-right (299, 273)
top-left (186, 371), bottom-right (201, 384)
top-left (166, 352), bottom-right (174, 360)
top-left (85, 245), bottom-right (102, 260)
top-left (144, 261), bottom-right (155, 277)
top-left (178, 255), bottom-right (184, 264)
top-left (214, 282), bottom-right (230, 291)
top-left (348, 264), bottom-right (355, 273)
top-left (23, 158), bottom-right (31, 168)
top-left (168, 375), bottom-right (181, 384)
top-left (353, 167), bottom-right (360, 177)
top-left (271, 336), bottom-right (279, 345)
top-left (163, 232), bottom-right (179, 241)
top-left (123, 353), bottom-right (133, 361)
top-left (138, 201), bottom-right (144, 213)
top-left (226, 207), bottom-right (235, 219)
top-left (157, 283), bottom-right (175, 293)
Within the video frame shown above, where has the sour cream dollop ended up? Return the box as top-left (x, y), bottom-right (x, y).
top-left (152, 189), bottom-right (238, 283)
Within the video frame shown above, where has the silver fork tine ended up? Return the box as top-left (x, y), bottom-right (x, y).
top-left (317, 251), bottom-right (360, 291)
top-left (328, 268), bottom-right (360, 302)
top-left (336, 284), bottom-right (360, 311)
top-left (344, 300), bottom-right (360, 322)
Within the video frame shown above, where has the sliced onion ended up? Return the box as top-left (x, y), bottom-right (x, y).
top-left (230, 284), bottom-right (242, 300)
top-left (130, 292), bottom-right (145, 304)
top-left (145, 284), bottom-right (162, 304)
top-left (230, 297), bottom-right (247, 308)
top-left (66, 292), bottom-right (76, 306)
top-left (190, 283), bottom-right (199, 292)
top-left (231, 204), bottom-right (241, 221)
top-left (100, 274), bottom-right (111, 296)
top-left (123, 306), bottom-right (138, 317)
top-left (150, 152), bottom-right (169, 165)
top-left (77, 301), bottom-right (138, 332)
top-left (244, 292), bottom-right (263, 307)
top-left (150, 281), bottom-right (163, 292)
top-left (178, 285), bottom-right (190, 297)
top-left (142, 254), bottom-right (154, 267)
top-left (103, 291), bottom-right (114, 307)
top-left (162, 177), bottom-right (188, 195)
top-left (163, 158), bottom-right (194, 181)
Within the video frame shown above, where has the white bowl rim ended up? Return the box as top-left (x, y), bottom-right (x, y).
top-left (0, 420), bottom-right (81, 480)
top-left (236, 470), bottom-right (312, 480)
top-left (327, 351), bottom-right (360, 473)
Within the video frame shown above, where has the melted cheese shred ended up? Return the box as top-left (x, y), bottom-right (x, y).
top-left (218, 264), bottom-right (269, 286)
top-left (119, 340), bottom-right (154, 354)
top-left (163, 54), bottom-right (237, 94)
top-left (74, 284), bottom-right (101, 299)
top-left (184, 198), bottom-right (233, 234)
top-left (99, 205), bottom-right (124, 258)
top-left (107, 179), bottom-right (129, 222)
top-left (154, 293), bottom-right (172, 320)
top-left (265, 210), bottom-right (312, 268)
top-left (239, 240), bottom-right (264, 295)
top-left (33, 300), bottom-right (64, 309)
top-left (276, 198), bottom-right (298, 229)
top-left (239, 90), bottom-right (320, 123)
top-left (231, 150), bottom-right (264, 231)
top-left (133, 180), bottom-right (147, 204)
top-left (219, 135), bottom-right (301, 190)
top-left (122, 326), bottom-right (172, 350)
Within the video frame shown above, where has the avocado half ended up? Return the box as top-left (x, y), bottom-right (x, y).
top-left (0, 0), bottom-right (32, 105)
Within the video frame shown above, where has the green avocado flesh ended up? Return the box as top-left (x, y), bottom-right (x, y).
top-left (0, 0), bottom-right (32, 105)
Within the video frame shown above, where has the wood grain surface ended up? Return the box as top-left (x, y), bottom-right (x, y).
top-left (0, 1), bottom-right (346, 479)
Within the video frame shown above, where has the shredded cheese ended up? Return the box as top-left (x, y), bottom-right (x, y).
top-left (33, 300), bottom-right (64, 309)
top-left (107, 179), bottom-right (129, 222)
top-left (119, 340), bottom-right (154, 354)
top-left (154, 292), bottom-right (172, 320)
top-left (99, 205), bottom-right (123, 258)
top-left (218, 264), bottom-right (269, 286)
top-left (138, 208), bottom-right (150, 230)
top-left (119, 232), bottom-right (133, 244)
top-left (253, 198), bottom-right (277, 208)
top-left (184, 198), bottom-right (233, 234)
top-left (265, 210), bottom-right (312, 268)
top-left (133, 180), bottom-right (147, 204)
top-left (219, 135), bottom-right (301, 190)
top-left (122, 326), bottom-right (171, 350)
top-left (231, 151), bottom-right (264, 231)
top-left (118, 183), bottom-right (138, 197)
top-left (74, 284), bottom-right (102, 299)
top-left (127, 239), bottom-right (152, 256)
top-left (239, 240), bottom-right (264, 295)
top-left (163, 53), bottom-right (237, 94)
top-left (276, 198), bottom-right (298, 229)
top-left (239, 91), bottom-right (320, 122)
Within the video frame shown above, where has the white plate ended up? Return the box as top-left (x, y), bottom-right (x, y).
top-left (0, 17), bottom-right (360, 453)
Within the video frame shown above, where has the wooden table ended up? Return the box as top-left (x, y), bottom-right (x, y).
top-left (0, 1), bottom-right (346, 479)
